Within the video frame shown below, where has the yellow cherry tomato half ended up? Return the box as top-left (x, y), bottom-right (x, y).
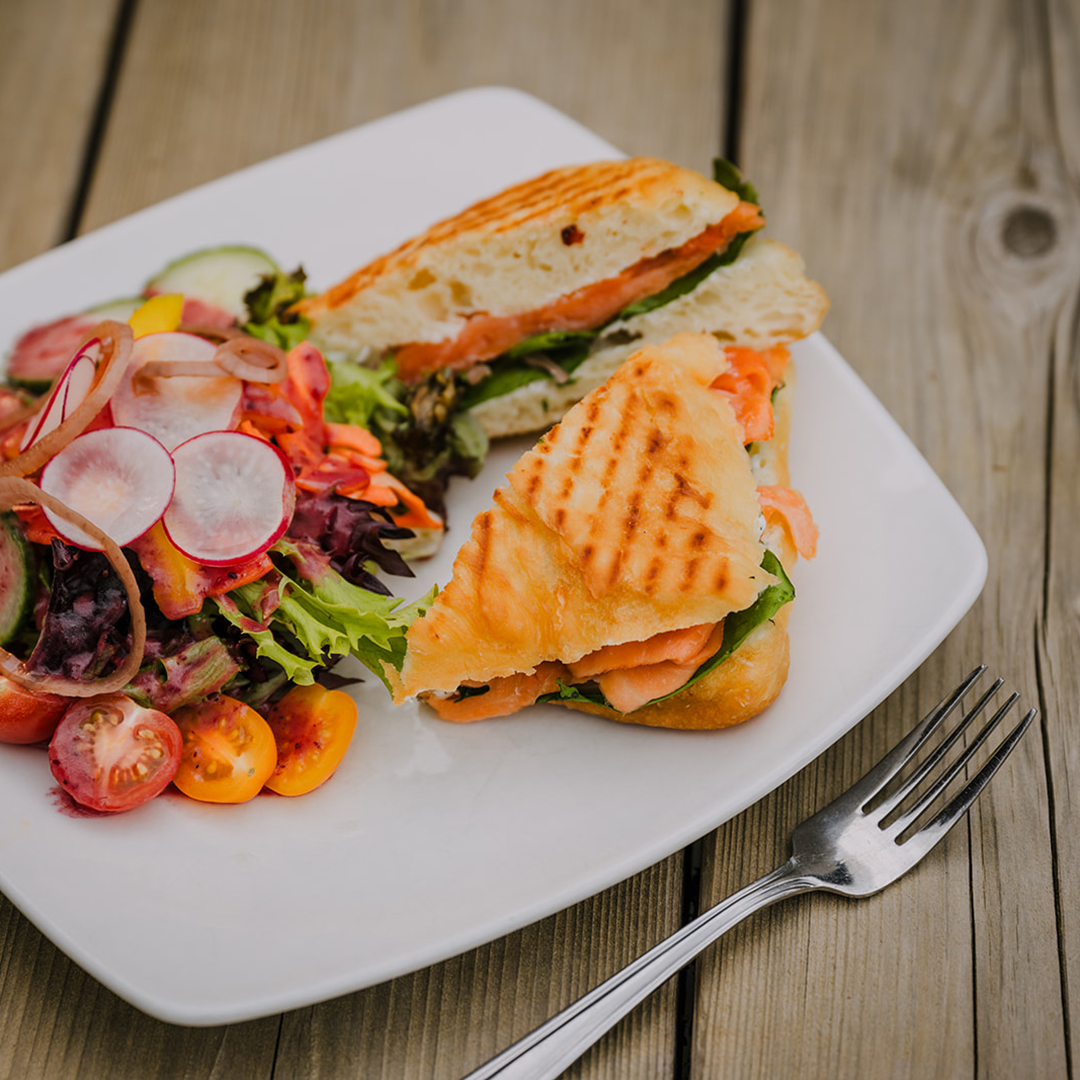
top-left (172, 694), bottom-right (277, 803)
top-left (264, 684), bottom-right (358, 797)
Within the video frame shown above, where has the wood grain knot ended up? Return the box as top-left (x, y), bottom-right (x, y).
top-left (1002, 205), bottom-right (1057, 257)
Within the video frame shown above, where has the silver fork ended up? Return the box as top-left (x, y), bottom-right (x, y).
top-left (463, 666), bottom-right (1036, 1080)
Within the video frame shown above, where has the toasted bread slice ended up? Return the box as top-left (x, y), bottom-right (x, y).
top-left (297, 158), bottom-right (754, 370)
top-left (392, 333), bottom-right (798, 729)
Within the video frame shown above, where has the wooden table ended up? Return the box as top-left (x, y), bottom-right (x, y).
top-left (0, 1), bottom-right (1074, 1076)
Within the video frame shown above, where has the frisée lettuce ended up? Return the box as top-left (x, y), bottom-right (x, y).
top-left (211, 538), bottom-right (435, 692)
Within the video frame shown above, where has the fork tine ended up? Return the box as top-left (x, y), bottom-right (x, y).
top-left (835, 666), bottom-right (986, 813)
top-left (873, 678), bottom-right (1005, 820)
top-left (897, 707), bottom-right (1036, 861)
top-left (885, 691), bottom-right (1018, 835)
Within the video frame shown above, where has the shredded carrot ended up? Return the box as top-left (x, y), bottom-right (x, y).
top-left (366, 471), bottom-right (443, 530)
top-left (13, 503), bottom-right (60, 545)
top-left (238, 418), bottom-right (272, 442)
top-left (325, 422), bottom-right (382, 457)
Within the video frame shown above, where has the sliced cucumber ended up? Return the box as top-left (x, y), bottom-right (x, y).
top-left (0, 513), bottom-right (34, 645)
top-left (144, 245), bottom-right (280, 321)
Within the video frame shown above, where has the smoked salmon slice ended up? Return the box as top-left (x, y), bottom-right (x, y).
top-left (711, 345), bottom-right (790, 443)
top-left (427, 662), bottom-right (569, 722)
top-left (596, 623), bottom-right (726, 714)
top-left (568, 623), bottom-right (715, 679)
top-left (757, 485), bottom-right (818, 560)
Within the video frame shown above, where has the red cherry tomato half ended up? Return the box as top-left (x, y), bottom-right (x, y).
top-left (171, 694), bottom-right (277, 804)
top-left (0, 675), bottom-right (69, 744)
top-left (264, 683), bottom-right (358, 796)
top-left (48, 693), bottom-right (183, 813)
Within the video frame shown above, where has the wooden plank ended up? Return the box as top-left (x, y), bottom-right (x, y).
top-left (80, 0), bottom-right (729, 233)
top-left (0, 900), bottom-right (279, 1080)
top-left (2, 2), bottom-right (731, 1078)
top-left (691, 0), bottom-right (1070, 1077)
top-left (1038, 0), bottom-right (1080, 1057)
top-left (0, 1), bottom-right (148, 1076)
top-left (273, 858), bottom-right (682, 1079)
top-left (0, 0), bottom-right (119, 271)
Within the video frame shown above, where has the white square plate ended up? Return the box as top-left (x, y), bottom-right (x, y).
top-left (0, 88), bottom-right (986, 1025)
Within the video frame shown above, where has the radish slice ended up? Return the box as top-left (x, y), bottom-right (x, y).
top-left (109, 331), bottom-right (242, 451)
top-left (20, 341), bottom-right (101, 451)
top-left (164, 431), bottom-right (295, 566)
top-left (39, 427), bottom-right (176, 549)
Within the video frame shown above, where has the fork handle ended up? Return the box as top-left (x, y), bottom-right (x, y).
top-left (462, 858), bottom-right (817, 1080)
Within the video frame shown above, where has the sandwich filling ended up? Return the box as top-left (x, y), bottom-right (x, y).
top-left (425, 519), bottom-right (808, 722)
top-left (392, 201), bottom-right (764, 381)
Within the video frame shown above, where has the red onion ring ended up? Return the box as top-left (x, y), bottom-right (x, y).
top-left (0, 477), bottom-right (146, 696)
top-left (213, 336), bottom-right (288, 383)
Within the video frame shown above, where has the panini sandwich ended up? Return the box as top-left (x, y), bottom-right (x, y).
top-left (390, 332), bottom-right (818, 729)
top-left (296, 158), bottom-right (828, 440)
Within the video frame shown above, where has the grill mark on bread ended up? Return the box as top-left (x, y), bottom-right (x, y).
top-left (671, 472), bottom-right (711, 509)
top-left (610, 392), bottom-right (638, 452)
top-left (680, 557), bottom-right (700, 591)
top-left (606, 491), bottom-right (644, 588)
top-left (473, 511), bottom-right (493, 576)
top-left (637, 456), bottom-right (656, 490)
top-left (644, 556), bottom-right (662, 594)
top-left (623, 493), bottom-right (642, 538)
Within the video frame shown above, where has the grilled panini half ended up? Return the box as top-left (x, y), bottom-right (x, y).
top-left (392, 332), bottom-right (806, 730)
top-left (297, 158), bottom-right (828, 438)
